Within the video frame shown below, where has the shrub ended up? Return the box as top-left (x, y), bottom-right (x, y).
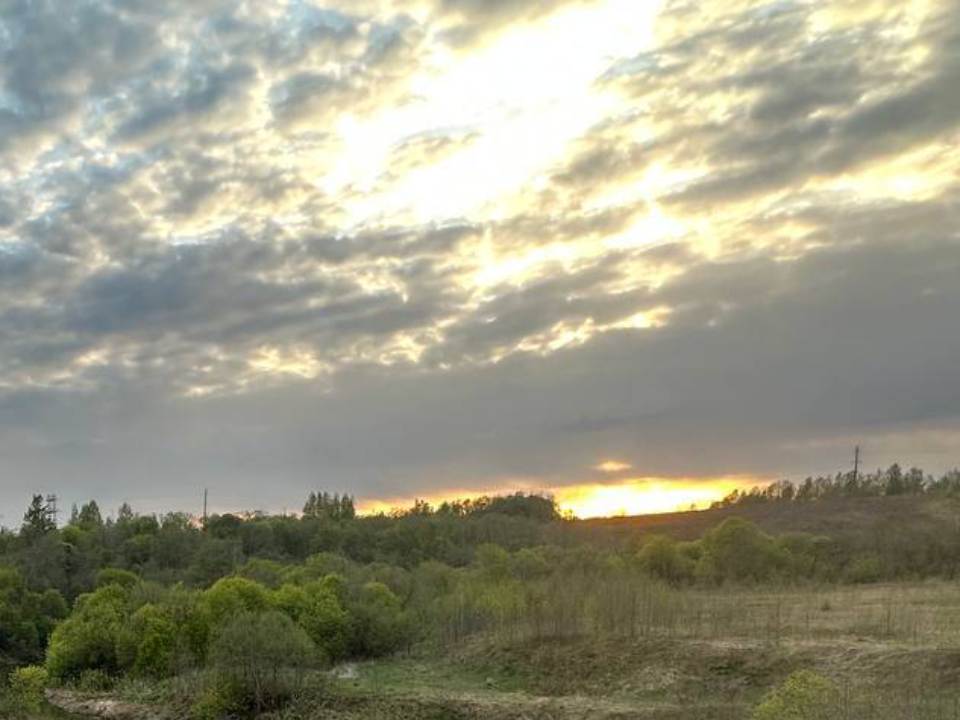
top-left (202, 577), bottom-right (269, 629)
top-left (117, 605), bottom-right (178, 678)
top-left (271, 582), bottom-right (351, 661)
top-left (209, 611), bottom-right (318, 711)
top-left (350, 582), bottom-right (413, 657)
top-left (753, 670), bottom-right (841, 720)
top-left (45, 585), bottom-right (129, 681)
top-left (192, 675), bottom-right (247, 720)
top-left (844, 556), bottom-right (885, 584)
top-left (637, 536), bottom-right (694, 584)
top-left (9, 665), bottom-right (48, 711)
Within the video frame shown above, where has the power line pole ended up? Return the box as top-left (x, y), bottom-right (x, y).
top-left (853, 446), bottom-right (860, 485)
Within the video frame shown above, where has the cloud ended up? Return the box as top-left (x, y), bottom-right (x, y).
top-left (1, 0), bottom-right (958, 514)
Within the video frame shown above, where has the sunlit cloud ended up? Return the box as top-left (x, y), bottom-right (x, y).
top-left (596, 460), bottom-right (633, 473)
top-left (0, 0), bottom-right (958, 515)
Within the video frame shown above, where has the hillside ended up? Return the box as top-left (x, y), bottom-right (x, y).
top-left (580, 494), bottom-right (960, 543)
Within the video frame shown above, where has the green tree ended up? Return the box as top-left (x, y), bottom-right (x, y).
top-left (701, 518), bottom-right (788, 584)
top-left (21, 495), bottom-right (56, 540)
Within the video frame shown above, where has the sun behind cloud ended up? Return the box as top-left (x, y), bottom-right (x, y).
top-left (554, 478), bottom-right (762, 519)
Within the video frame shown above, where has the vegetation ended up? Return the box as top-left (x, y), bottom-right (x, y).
top-left (4, 471), bottom-right (960, 718)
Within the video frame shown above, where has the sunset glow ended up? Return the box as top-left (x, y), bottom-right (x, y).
top-left (553, 479), bottom-right (762, 519)
top-left (357, 478), bottom-right (766, 520)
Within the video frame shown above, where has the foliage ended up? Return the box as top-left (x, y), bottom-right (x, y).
top-left (350, 582), bottom-right (413, 657)
top-left (5, 476), bottom-right (960, 718)
top-left (270, 582), bottom-right (351, 661)
top-left (636, 535), bottom-right (694, 584)
top-left (208, 611), bottom-right (317, 711)
top-left (844, 556), bottom-right (885, 584)
top-left (191, 674), bottom-right (248, 720)
top-left (8, 665), bottom-right (48, 712)
top-left (118, 605), bottom-right (179, 678)
top-left (0, 565), bottom-right (67, 664)
top-left (753, 670), bottom-right (841, 720)
top-left (700, 518), bottom-right (789, 584)
top-left (98, 567), bottom-right (140, 589)
top-left (45, 584), bottom-right (129, 681)
top-left (202, 576), bottom-right (269, 628)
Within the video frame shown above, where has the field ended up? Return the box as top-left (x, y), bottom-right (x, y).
top-left (9, 491), bottom-right (960, 720)
top-left (63, 581), bottom-right (959, 720)
top-left (312, 582), bottom-right (960, 720)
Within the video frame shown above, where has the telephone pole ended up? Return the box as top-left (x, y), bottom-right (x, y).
top-left (853, 446), bottom-right (860, 485)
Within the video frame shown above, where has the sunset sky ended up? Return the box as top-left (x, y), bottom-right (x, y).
top-left (1, 0), bottom-right (959, 521)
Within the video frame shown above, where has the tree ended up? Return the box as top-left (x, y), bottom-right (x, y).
top-left (700, 518), bottom-right (787, 584)
top-left (21, 495), bottom-right (56, 540)
top-left (77, 501), bottom-right (104, 531)
top-left (0, 565), bottom-right (67, 664)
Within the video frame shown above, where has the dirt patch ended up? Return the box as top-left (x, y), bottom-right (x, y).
top-left (44, 690), bottom-right (170, 720)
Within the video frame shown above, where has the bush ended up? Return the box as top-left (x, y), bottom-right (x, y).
top-left (117, 605), bottom-right (178, 678)
top-left (209, 611), bottom-right (318, 712)
top-left (350, 582), bottom-right (413, 657)
top-left (271, 582), bottom-right (351, 661)
top-left (9, 665), bottom-right (48, 711)
top-left (844, 556), bottom-right (885, 584)
top-left (192, 674), bottom-right (248, 720)
top-left (45, 585), bottom-right (129, 681)
top-left (753, 670), bottom-right (841, 720)
top-left (637, 536), bottom-right (694, 584)
top-left (202, 577), bottom-right (269, 629)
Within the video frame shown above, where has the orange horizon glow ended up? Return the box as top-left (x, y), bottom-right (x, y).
top-left (356, 476), bottom-right (769, 519)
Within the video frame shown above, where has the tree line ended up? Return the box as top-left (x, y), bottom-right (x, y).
top-left (712, 464), bottom-right (960, 508)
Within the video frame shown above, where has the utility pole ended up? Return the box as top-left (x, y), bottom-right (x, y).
top-left (853, 446), bottom-right (860, 485)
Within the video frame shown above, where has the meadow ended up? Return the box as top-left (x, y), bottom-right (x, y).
top-left (4, 468), bottom-right (960, 719)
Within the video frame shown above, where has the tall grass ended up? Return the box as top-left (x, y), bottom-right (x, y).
top-left (433, 575), bottom-right (960, 648)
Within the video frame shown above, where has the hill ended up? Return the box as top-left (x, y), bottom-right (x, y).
top-left (579, 494), bottom-right (959, 544)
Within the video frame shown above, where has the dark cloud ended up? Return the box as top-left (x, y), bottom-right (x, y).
top-left (3, 231), bottom-right (958, 515)
top-left (1, 0), bottom-right (959, 515)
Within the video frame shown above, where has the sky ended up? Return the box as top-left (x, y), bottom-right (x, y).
top-left (1, 0), bottom-right (959, 522)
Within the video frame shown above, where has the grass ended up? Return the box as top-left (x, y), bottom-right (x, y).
top-left (40, 581), bottom-right (960, 719)
top-left (318, 581), bottom-right (960, 719)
